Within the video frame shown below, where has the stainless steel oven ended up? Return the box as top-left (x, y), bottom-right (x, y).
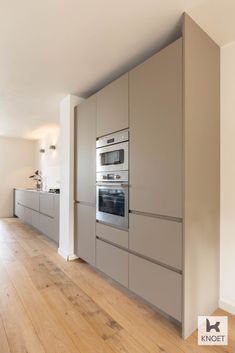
top-left (96, 171), bottom-right (128, 229)
top-left (96, 130), bottom-right (128, 172)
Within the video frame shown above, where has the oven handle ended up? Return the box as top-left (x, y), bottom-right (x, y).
top-left (96, 183), bottom-right (128, 187)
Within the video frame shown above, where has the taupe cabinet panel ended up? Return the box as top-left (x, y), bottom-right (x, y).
top-left (129, 39), bottom-right (183, 218)
top-left (183, 14), bottom-right (220, 338)
top-left (39, 193), bottom-right (54, 217)
top-left (97, 74), bottom-right (128, 137)
top-left (96, 239), bottom-right (128, 287)
top-left (129, 213), bottom-right (182, 270)
top-left (38, 213), bottom-right (55, 241)
top-left (14, 189), bottom-right (59, 244)
top-left (75, 95), bottom-right (96, 204)
top-left (96, 222), bottom-right (128, 249)
top-left (75, 204), bottom-right (96, 266)
top-left (129, 254), bottom-right (182, 322)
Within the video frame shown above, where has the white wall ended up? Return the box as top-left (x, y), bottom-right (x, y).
top-left (36, 124), bottom-right (60, 191)
top-left (58, 94), bottom-right (83, 260)
top-left (220, 41), bottom-right (235, 315)
top-left (0, 136), bottom-right (36, 218)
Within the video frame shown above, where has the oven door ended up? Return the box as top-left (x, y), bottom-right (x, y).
top-left (96, 183), bottom-right (129, 229)
top-left (96, 141), bottom-right (128, 172)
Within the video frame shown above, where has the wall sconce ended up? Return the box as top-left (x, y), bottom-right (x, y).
top-left (40, 148), bottom-right (45, 153)
top-left (49, 145), bottom-right (56, 150)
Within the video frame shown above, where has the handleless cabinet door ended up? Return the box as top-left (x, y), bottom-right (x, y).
top-left (129, 254), bottom-right (182, 321)
top-left (96, 239), bottom-right (128, 287)
top-left (30, 192), bottom-right (40, 211)
top-left (39, 193), bottom-right (54, 217)
top-left (129, 213), bottom-right (182, 270)
top-left (129, 39), bottom-right (183, 218)
top-left (75, 203), bottom-right (96, 266)
top-left (75, 95), bottom-right (96, 204)
top-left (97, 73), bottom-right (128, 137)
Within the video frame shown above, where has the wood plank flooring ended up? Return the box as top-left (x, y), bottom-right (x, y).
top-left (0, 218), bottom-right (234, 353)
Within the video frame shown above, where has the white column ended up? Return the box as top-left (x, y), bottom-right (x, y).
top-left (58, 94), bottom-right (83, 260)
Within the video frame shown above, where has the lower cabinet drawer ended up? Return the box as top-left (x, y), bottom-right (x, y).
top-left (23, 207), bottom-right (32, 225)
top-left (96, 239), bottom-right (128, 287)
top-left (39, 214), bottom-right (55, 242)
top-left (130, 213), bottom-right (182, 270)
top-left (129, 254), bottom-right (182, 322)
top-left (31, 210), bottom-right (40, 230)
top-left (15, 203), bottom-right (24, 219)
top-left (96, 222), bottom-right (128, 248)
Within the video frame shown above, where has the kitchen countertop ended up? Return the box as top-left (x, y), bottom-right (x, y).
top-left (14, 188), bottom-right (60, 195)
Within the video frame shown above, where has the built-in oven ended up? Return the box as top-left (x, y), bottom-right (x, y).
top-left (96, 171), bottom-right (128, 229)
top-left (96, 130), bottom-right (128, 172)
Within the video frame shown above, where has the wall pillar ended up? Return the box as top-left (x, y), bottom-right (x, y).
top-left (58, 94), bottom-right (83, 260)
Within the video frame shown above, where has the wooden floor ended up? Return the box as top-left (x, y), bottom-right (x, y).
top-left (0, 218), bottom-right (234, 353)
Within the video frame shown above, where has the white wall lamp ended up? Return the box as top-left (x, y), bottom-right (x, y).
top-left (49, 145), bottom-right (56, 150)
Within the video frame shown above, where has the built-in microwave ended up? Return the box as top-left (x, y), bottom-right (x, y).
top-left (96, 130), bottom-right (128, 172)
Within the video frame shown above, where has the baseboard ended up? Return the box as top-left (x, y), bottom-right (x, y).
top-left (68, 253), bottom-right (78, 261)
top-left (58, 248), bottom-right (78, 261)
top-left (219, 299), bottom-right (235, 315)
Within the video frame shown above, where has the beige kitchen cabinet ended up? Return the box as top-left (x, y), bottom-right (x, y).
top-left (75, 95), bottom-right (96, 204)
top-left (96, 238), bottom-right (128, 287)
top-left (14, 189), bottom-right (60, 244)
top-left (129, 39), bottom-right (183, 218)
top-left (129, 213), bottom-right (182, 270)
top-left (75, 203), bottom-right (96, 266)
top-left (72, 14), bottom-right (220, 339)
top-left (96, 222), bottom-right (128, 249)
top-left (97, 73), bottom-right (128, 137)
top-left (129, 254), bottom-right (182, 322)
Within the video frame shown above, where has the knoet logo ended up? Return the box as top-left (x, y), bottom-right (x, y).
top-left (198, 316), bottom-right (228, 345)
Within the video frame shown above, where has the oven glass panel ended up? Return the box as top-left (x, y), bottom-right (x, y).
top-left (99, 188), bottom-right (125, 217)
top-left (100, 149), bottom-right (124, 166)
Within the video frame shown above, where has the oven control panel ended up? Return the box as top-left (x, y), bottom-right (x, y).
top-left (96, 171), bottom-right (128, 182)
top-left (96, 129), bottom-right (129, 148)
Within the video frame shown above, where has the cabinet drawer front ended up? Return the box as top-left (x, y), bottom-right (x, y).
top-left (39, 194), bottom-right (54, 217)
top-left (31, 210), bottom-right (40, 230)
top-left (23, 207), bottom-right (32, 224)
top-left (39, 214), bottom-right (55, 242)
top-left (16, 203), bottom-right (24, 219)
top-left (30, 192), bottom-right (40, 211)
top-left (129, 254), bottom-right (182, 321)
top-left (96, 222), bottom-right (128, 248)
top-left (96, 239), bottom-right (128, 287)
top-left (130, 213), bottom-right (182, 270)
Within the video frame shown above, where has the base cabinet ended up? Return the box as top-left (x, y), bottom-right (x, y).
top-left (129, 254), bottom-right (182, 322)
top-left (75, 203), bottom-right (96, 266)
top-left (96, 239), bottom-right (128, 287)
top-left (14, 189), bottom-right (60, 244)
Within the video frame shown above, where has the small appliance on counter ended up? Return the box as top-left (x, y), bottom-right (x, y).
top-left (49, 188), bottom-right (60, 194)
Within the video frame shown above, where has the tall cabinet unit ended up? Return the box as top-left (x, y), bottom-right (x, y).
top-left (74, 13), bottom-right (220, 339)
top-left (74, 95), bottom-right (96, 266)
top-left (183, 14), bottom-right (220, 339)
top-left (129, 38), bottom-right (183, 323)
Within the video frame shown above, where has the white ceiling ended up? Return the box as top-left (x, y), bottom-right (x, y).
top-left (0, 0), bottom-right (235, 139)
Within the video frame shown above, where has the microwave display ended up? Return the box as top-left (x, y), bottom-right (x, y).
top-left (100, 149), bottom-right (124, 166)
